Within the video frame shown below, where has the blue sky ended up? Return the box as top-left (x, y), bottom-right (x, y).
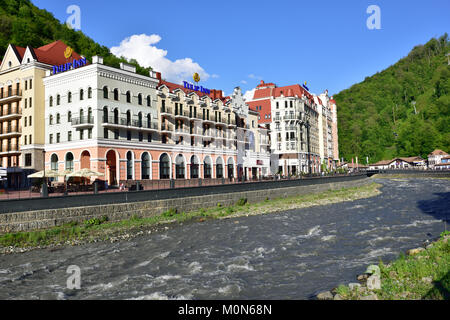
top-left (33, 0), bottom-right (450, 98)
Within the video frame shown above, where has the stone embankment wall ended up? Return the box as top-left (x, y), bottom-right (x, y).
top-left (0, 178), bottom-right (371, 234)
top-left (373, 170), bottom-right (450, 179)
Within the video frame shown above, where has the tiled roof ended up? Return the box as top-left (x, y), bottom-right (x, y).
top-left (429, 149), bottom-right (448, 156)
top-left (32, 40), bottom-right (84, 66)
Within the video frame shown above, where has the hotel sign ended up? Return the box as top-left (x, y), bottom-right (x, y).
top-left (183, 81), bottom-right (211, 95)
top-left (53, 57), bottom-right (87, 75)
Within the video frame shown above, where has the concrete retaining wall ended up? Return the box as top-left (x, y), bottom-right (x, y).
top-left (0, 178), bottom-right (371, 234)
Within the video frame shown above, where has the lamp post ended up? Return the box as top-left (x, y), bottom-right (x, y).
top-left (42, 150), bottom-right (48, 197)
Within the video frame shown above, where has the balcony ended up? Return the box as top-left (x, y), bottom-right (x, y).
top-left (174, 127), bottom-right (190, 136)
top-left (160, 107), bottom-right (174, 118)
top-left (0, 145), bottom-right (20, 156)
top-left (102, 117), bottom-right (159, 132)
top-left (175, 110), bottom-right (190, 120)
top-left (161, 123), bottom-right (173, 133)
top-left (227, 120), bottom-right (237, 128)
top-left (0, 111), bottom-right (22, 121)
top-left (0, 89), bottom-right (22, 103)
top-left (72, 116), bottom-right (94, 129)
top-left (284, 114), bottom-right (299, 121)
top-left (274, 116), bottom-right (282, 122)
top-left (0, 129), bottom-right (21, 139)
top-left (202, 116), bottom-right (215, 125)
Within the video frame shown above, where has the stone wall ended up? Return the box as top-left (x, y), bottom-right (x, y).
top-left (0, 178), bottom-right (371, 234)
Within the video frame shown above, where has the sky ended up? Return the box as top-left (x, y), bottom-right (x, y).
top-left (32, 0), bottom-right (450, 99)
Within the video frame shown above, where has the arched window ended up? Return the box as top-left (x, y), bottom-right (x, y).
top-left (103, 86), bottom-right (109, 99)
top-left (65, 152), bottom-right (74, 172)
top-left (138, 94), bottom-right (143, 105)
top-left (141, 153), bottom-right (150, 180)
top-left (227, 158), bottom-right (234, 179)
top-left (126, 151), bottom-right (134, 180)
top-left (126, 91), bottom-right (131, 103)
top-left (216, 157), bottom-right (224, 179)
top-left (160, 154), bottom-right (170, 179)
top-left (88, 87), bottom-right (92, 99)
top-left (147, 95), bottom-right (151, 107)
top-left (114, 89), bottom-right (119, 101)
top-left (68, 92), bottom-right (72, 103)
top-left (49, 96), bottom-right (53, 107)
top-left (80, 109), bottom-right (84, 120)
top-left (204, 157), bottom-right (212, 179)
top-left (67, 111), bottom-right (72, 122)
top-left (126, 110), bottom-right (131, 126)
top-left (56, 94), bottom-right (60, 105)
top-left (80, 89), bottom-right (84, 101)
top-left (49, 115), bottom-right (53, 125)
top-left (138, 112), bottom-right (143, 127)
top-left (56, 113), bottom-right (60, 124)
top-left (190, 156), bottom-right (199, 179)
top-left (114, 109), bottom-right (119, 124)
top-left (88, 107), bottom-right (93, 123)
top-left (51, 154), bottom-right (58, 171)
top-left (103, 107), bottom-right (108, 123)
top-left (147, 114), bottom-right (151, 128)
top-left (175, 155), bottom-right (185, 179)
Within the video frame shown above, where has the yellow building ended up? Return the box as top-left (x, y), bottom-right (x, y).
top-left (0, 41), bottom-right (82, 188)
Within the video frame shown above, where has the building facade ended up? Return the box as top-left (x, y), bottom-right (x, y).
top-left (0, 40), bottom-right (83, 188)
top-left (247, 81), bottom-right (339, 176)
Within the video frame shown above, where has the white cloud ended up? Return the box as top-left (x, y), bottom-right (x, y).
top-left (110, 34), bottom-right (210, 84)
top-left (248, 74), bottom-right (263, 80)
top-left (240, 80), bottom-right (248, 84)
top-left (211, 74), bottom-right (220, 79)
top-left (243, 89), bottom-right (256, 102)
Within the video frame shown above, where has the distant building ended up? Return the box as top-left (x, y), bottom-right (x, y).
top-left (434, 156), bottom-right (450, 170)
top-left (428, 149), bottom-right (449, 169)
top-left (369, 156), bottom-right (426, 170)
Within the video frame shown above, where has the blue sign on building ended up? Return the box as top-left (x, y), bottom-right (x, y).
top-left (52, 58), bottom-right (87, 75)
top-left (183, 81), bottom-right (211, 95)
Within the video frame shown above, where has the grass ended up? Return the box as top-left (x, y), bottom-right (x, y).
top-left (335, 231), bottom-right (450, 300)
top-left (0, 182), bottom-right (382, 251)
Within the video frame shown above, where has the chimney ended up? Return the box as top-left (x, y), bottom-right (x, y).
top-left (155, 72), bottom-right (162, 82)
top-left (92, 56), bottom-right (103, 64)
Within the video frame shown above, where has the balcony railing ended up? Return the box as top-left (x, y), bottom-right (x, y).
top-left (161, 107), bottom-right (173, 116)
top-left (161, 123), bottom-right (173, 132)
top-left (175, 110), bottom-right (190, 118)
top-left (0, 89), bottom-right (22, 102)
top-left (72, 116), bottom-right (94, 126)
top-left (103, 116), bottom-right (159, 130)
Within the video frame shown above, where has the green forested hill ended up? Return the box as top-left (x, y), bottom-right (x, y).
top-left (0, 0), bottom-right (150, 75)
top-left (334, 35), bottom-right (449, 163)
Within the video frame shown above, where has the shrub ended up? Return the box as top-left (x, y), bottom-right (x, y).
top-left (237, 198), bottom-right (248, 206)
top-left (162, 208), bottom-right (178, 218)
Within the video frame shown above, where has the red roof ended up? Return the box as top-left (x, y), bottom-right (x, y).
top-left (33, 40), bottom-right (84, 66)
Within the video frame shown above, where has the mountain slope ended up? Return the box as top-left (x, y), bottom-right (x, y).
top-left (0, 0), bottom-right (151, 75)
top-left (334, 35), bottom-right (449, 163)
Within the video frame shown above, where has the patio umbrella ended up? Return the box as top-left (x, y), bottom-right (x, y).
top-left (66, 168), bottom-right (105, 178)
top-left (27, 170), bottom-right (61, 179)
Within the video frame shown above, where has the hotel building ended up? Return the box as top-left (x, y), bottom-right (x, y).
top-left (0, 40), bottom-right (83, 188)
top-left (43, 55), bottom-right (270, 186)
top-left (247, 80), bottom-right (339, 175)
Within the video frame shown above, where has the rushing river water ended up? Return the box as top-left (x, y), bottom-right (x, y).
top-left (0, 178), bottom-right (449, 300)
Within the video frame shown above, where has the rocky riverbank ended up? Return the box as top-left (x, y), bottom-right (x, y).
top-left (316, 233), bottom-right (450, 300)
top-left (0, 183), bottom-right (382, 255)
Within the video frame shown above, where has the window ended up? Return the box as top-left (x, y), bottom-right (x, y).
top-left (24, 117), bottom-right (27, 127)
top-left (24, 136), bottom-right (27, 145)
top-left (25, 81), bottom-right (27, 91)
top-left (147, 95), bottom-right (151, 107)
top-left (56, 113), bottom-right (60, 124)
top-left (88, 129), bottom-right (92, 139)
top-left (141, 153), bottom-right (150, 180)
top-left (68, 111), bottom-right (72, 122)
top-left (68, 92), bottom-right (72, 103)
top-left (29, 79), bottom-right (32, 90)
top-left (103, 87), bottom-right (109, 99)
top-left (104, 128), bottom-right (109, 139)
top-left (49, 134), bottom-right (53, 144)
top-left (25, 154), bottom-right (32, 167)
top-left (29, 135), bottom-right (32, 144)
top-left (88, 87), bottom-right (92, 99)
top-left (49, 96), bottom-right (53, 107)
top-left (56, 133), bottom-right (60, 143)
top-left (49, 115), bottom-right (53, 125)
top-left (159, 154), bottom-right (170, 179)
top-left (126, 152), bottom-right (133, 180)
top-left (80, 89), bottom-right (84, 101)
top-left (80, 130), bottom-right (84, 140)
top-left (51, 154), bottom-right (58, 171)
top-left (29, 97), bottom-right (32, 108)
top-left (127, 131), bottom-right (131, 141)
top-left (68, 131), bottom-right (72, 142)
top-left (114, 129), bottom-right (119, 140)
top-left (139, 132), bottom-right (143, 142)
top-left (65, 153), bottom-right (74, 172)
top-left (126, 91), bottom-right (131, 103)
top-left (56, 95), bottom-right (60, 106)
top-left (138, 94), bottom-right (142, 105)
top-left (147, 133), bottom-right (152, 143)
top-left (25, 99), bottom-right (27, 109)
top-left (114, 89), bottom-right (119, 101)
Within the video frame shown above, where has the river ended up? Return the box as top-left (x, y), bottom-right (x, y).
top-left (0, 178), bottom-right (448, 300)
